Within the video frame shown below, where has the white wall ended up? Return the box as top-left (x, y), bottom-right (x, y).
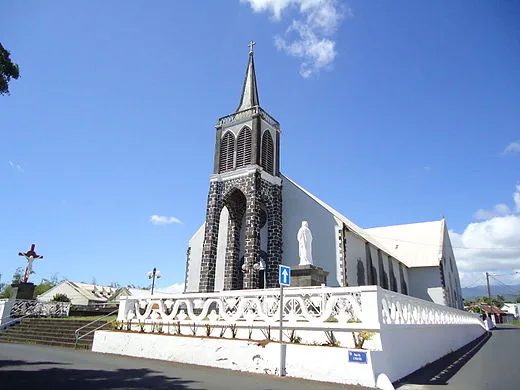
top-left (186, 224), bottom-right (204, 293)
top-left (93, 331), bottom-right (378, 388)
top-left (282, 178), bottom-right (340, 285)
top-left (37, 282), bottom-right (89, 306)
top-left (408, 267), bottom-right (445, 305)
top-left (373, 325), bottom-right (486, 382)
top-left (346, 232), bottom-right (367, 286)
top-left (214, 207), bottom-right (229, 291)
top-left (441, 227), bottom-right (463, 309)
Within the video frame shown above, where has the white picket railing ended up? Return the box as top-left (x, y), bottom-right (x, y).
top-left (119, 286), bottom-right (380, 331)
top-left (9, 299), bottom-right (71, 318)
top-left (379, 289), bottom-right (482, 326)
top-left (118, 285), bottom-right (483, 332)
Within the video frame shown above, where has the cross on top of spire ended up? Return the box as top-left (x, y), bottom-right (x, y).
top-left (248, 40), bottom-right (256, 54)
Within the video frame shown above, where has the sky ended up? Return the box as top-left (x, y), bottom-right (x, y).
top-left (1, 0), bottom-right (519, 292)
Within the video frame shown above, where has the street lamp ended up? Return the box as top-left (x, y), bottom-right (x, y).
top-left (147, 267), bottom-right (162, 295)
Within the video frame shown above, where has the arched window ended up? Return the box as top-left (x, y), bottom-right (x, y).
top-left (219, 132), bottom-right (235, 173)
top-left (236, 127), bottom-right (252, 168)
top-left (261, 131), bottom-right (274, 174)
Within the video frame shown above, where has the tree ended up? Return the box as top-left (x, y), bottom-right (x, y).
top-left (11, 267), bottom-right (24, 284)
top-left (0, 43), bottom-right (20, 95)
top-left (516, 296), bottom-right (520, 304)
top-left (52, 293), bottom-right (71, 302)
top-left (34, 278), bottom-right (57, 296)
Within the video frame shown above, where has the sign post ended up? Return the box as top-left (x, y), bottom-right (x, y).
top-left (279, 265), bottom-right (291, 377)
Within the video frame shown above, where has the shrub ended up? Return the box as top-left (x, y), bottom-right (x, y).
top-left (52, 293), bottom-right (71, 302)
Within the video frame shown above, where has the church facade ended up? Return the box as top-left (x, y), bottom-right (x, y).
top-left (184, 47), bottom-right (463, 309)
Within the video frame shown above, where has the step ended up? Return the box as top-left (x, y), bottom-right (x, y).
top-left (4, 326), bottom-right (103, 337)
top-left (0, 332), bottom-right (94, 342)
top-left (0, 336), bottom-right (91, 349)
top-left (10, 323), bottom-right (109, 333)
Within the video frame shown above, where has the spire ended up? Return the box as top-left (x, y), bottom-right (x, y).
top-left (236, 41), bottom-right (260, 112)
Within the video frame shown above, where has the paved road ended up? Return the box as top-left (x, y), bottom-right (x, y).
top-left (396, 326), bottom-right (520, 390)
top-left (0, 343), bottom-right (371, 390)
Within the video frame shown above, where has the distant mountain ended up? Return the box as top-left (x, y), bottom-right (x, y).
top-left (462, 284), bottom-right (520, 302)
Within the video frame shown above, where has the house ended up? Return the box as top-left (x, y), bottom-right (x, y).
top-left (37, 281), bottom-right (117, 306)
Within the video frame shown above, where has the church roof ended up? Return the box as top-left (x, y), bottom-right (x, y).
top-left (236, 49), bottom-right (260, 112)
top-left (283, 175), bottom-right (446, 269)
top-left (365, 219), bottom-right (446, 268)
top-left (282, 175), bottom-right (400, 261)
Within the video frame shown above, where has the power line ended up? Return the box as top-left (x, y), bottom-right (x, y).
top-left (363, 231), bottom-right (520, 251)
top-left (489, 275), bottom-right (520, 296)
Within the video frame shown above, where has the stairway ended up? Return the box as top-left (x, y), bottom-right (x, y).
top-left (0, 318), bottom-right (111, 349)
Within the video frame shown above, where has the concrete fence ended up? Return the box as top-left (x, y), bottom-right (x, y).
top-left (94, 286), bottom-right (487, 387)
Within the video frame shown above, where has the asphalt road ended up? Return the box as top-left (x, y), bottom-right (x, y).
top-left (396, 325), bottom-right (520, 390)
top-left (0, 343), bottom-right (371, 390)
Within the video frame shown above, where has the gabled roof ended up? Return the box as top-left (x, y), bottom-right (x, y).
top-left (282, 175), bottom-right (401, 263)
top-left (38, 281), bottom-right (117, 303)
top-left (283, 175), bottom-right (447, 269)
top-left (236, 51), bottom-right (260, 112)
top-left (365, 220), bottom-right (445, 268)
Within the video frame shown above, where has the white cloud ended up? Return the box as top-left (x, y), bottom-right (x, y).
top-left (158, 282), bottom-right (185, 294)
top-left (8, 160), bottom-right (24, 172)
top-left (449, 185), bottom-right (520, 286)
top-left (150, 214), bottom-right (182, 225)
top-left (473, 203), bottom-right (511, 220)
top-left (241, 0), bottom-right (349, 78)
top-left (502, 141), bottom-right (520, 155)
top-left (515, 184), bottom-right (520, 212)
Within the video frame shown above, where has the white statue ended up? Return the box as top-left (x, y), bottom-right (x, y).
top-left (297, 221), bottom-right (313, 265)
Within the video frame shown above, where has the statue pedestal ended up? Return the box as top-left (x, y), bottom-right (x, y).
top-left (290, 264), bottom-right (328, 287)
top-left (10, 283), bottom-right (35, 300)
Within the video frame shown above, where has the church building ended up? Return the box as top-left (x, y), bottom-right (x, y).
top-left (184, 44), bottom-right (463, 309)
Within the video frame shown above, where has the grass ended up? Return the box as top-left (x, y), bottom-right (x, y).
top-left (511, 320), bottom-right (520, 326)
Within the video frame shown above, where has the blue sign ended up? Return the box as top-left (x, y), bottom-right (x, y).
top-left (348, 350), bottom-right (367, 364)
top-left (279, 265), bottom-right (291, 286)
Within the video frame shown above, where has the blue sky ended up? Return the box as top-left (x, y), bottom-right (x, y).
top-left (1, 1), bottom-right (519, 290)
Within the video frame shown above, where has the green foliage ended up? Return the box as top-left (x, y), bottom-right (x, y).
top-left (465, 296), bottom-right (505, 311)
top-left (34, 278), bottom-right (57, 296)
top-left (12, 267), bottom-right (24, 284)
top-left (52, 293), bottom-right (71, 302)
top-left (516, 296), bottom-right (520, 304)
top-left (0, 43), bottom-right (20, 95)
top-left (0, 284), bottom-right (12, 299)
top-left (352, 331), bottom-right (375, 349)
top-left (325, 330), bottom-right (340, 347)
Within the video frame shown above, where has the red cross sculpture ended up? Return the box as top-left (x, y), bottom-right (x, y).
top-left (18, 244), bottom-right (43, 283)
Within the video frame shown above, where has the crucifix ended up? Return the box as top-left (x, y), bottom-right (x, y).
top-left (18, 244), bottom-right (43, 283)
top-left (248, 40), bottom-right (256, 54)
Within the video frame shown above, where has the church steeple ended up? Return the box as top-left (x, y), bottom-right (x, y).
top-left (199, 42), bottom-right (284, 293)
top-left (213, 42), bottom-right (281, 177)
top-left (236, 41), bottom-right (260, 112)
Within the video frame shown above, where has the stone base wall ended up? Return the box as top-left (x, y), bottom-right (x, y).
top-left (290, 265), bottom-right (328, 287)
top-left (199, 167), bottom-right (283, 292)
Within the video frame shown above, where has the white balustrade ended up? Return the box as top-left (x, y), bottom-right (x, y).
top-left (10, 299), bottom-right (71, 318)
top-left (379, 289), bottom-right (482, 326)
top-left (118, 286), bottom-right (484, 332)
top-left (119, 286), bottom-right (379, 331)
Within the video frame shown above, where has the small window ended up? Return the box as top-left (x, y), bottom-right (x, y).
top-left (219, 132), bottom-right (235, 173)
top-left (261, 130), bottom-right (274, 174)
top-left (236, 127), bottom-right (252, 168)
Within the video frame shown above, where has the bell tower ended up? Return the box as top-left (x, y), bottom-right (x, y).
top-left (199, 42), bottom-right (283, 292)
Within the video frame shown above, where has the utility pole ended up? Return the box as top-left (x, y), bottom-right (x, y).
top-left (486, 272), bottom-right (491, 300)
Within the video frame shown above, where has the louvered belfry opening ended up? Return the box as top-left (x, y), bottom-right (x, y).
top-left (261, 130), bottom-right (274, 174)
top-left (219, 132), bottom-right (235, 173)
top-left (236, 127), bottom-right (252, 169)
